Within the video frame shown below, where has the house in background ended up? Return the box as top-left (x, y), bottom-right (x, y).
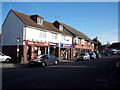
top-left (109, 42), bottom-right (120, 50)
top-left (53, 20), bottom-right (94, 59)
top-left (1, 9), bottom-right (73, 62)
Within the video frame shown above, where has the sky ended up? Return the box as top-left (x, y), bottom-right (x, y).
top-left (0, 2), bottom-right (118, 45)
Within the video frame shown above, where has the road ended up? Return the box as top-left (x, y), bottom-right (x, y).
top-left (2, 55), bottom-right (120, 89)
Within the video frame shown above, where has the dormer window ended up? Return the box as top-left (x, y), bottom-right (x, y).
top-left (59, 25), bottom-right (63, 31)
top-left (37, 18), bottom-right (43, 25)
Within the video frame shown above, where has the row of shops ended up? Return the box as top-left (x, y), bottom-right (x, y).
top-left (24, 40), bottom-right (73, 62)
top-left (24, 40), bottom-right (93, 62)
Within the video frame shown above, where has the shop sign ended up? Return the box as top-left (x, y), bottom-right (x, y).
top-left (25, 40), bottom-right (49, 46)
top-left (60, 43), bottom-right (72, 48)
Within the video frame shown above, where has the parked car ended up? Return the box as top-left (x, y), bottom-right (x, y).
top-left (77, 53), bottom-right (90, 61)
top-left (105, 52), bottom-right (110, 56)
top-left (96, 53), bottom-right (101, 58)
top-left (116, 62), bottom-right (120, 74)
top-left (117, 51), bottom-right (120, 55)
top-left (28, 54), bottom-right (59, 67)
top-left (89, 52), bottom-right (96, 59)
top-left (0, 52), bottom-right (12, 62)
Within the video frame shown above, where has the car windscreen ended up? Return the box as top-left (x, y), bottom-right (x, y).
top-left (37, 55), bottom-right (46, 59)
top-left (89, 53), bottom-right (93, 55)
top-left (80, 53), bottom-right (85, 55)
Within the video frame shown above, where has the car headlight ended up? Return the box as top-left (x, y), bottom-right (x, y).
top-left (37, 60), bottom-right (42, 62)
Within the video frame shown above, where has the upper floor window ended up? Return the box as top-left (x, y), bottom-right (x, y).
top-left (59, 25), bottom-right (63, 31)
top-left (78, 39), bottom-right (80, 44)
top-left (39, 31), bottom-right (46, 38)
top-left (52, 33), bottom-right (57, 39)
top-left (74, 37), bottom-right (78, 44)
top-left (81, 39), bottom-right (85, 46)
top-left (92, 43), bottom-right (94, 47)
top-left (37, 18), bottom-right (43, 25)
top-left (88, 42), bottom-right (90, 47)
top-left (62, 35), bottom-right (66, 41)
top-left (43, 31), bottom-right (46, 38)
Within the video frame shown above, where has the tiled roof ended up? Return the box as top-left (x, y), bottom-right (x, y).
top-left (11, 9), bottom-right (72, 36)
top-left (56, 20), bottom-right (91, 41)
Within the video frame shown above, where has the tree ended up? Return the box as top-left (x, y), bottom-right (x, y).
top-left (92, 37), bottom-right (102, 52)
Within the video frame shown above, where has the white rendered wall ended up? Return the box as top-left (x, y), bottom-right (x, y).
top-left (2, 10), bottom-right (25, 46)
top-left (25, 27), bottom-right (72, 45)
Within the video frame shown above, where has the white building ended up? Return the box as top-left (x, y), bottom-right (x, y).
top-left (2, 9), bottom-right (73, 62)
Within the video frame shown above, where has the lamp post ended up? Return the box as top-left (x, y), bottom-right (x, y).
top-left (54, 46), bottom-right (56, 55)
top-left (96, 37), bottom-right (98, 53)
top-left (17, 38), bottom-right (20, 63)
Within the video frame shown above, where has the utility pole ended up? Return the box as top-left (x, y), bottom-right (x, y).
top-left (96, 37), bottom-right (98, 53)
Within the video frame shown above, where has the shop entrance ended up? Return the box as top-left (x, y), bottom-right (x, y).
top-left (27, 46), bottom-right (31, 61)
top-left (27, 46), bottom-right (46, 61)
top-left (60, 48), bottom-right (71, 59)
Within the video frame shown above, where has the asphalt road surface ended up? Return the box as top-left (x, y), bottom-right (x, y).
top-left (2, 55), bottom-right (120, 89)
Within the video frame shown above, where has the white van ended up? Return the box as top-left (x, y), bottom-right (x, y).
top-left (0, 52), bottom-right (11, 62)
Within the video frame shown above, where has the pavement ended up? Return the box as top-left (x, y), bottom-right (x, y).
top-left (1, 59), bottom-right (76, 70)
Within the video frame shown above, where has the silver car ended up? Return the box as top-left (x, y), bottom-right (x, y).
top-left (77, 53), bottom-right (90, 61)
top-left (28, 54), bottom-right (59, 67)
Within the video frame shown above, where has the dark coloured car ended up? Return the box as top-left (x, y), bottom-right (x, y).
top-left (105, 52), bottom-right (110, 56)
top-left (117, 51), bottom-right (120, 55)
top-left (96, 53), bottom-right (101, 58)
top-left (89, 53), bottom-right (96, 59)
top-left (28, 54), bottom-right (59, 67)
top-left (116, 62), bottom-right (120, 74)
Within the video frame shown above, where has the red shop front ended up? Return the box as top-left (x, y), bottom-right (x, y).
top-left (24, 40), bottom-right (49, 62)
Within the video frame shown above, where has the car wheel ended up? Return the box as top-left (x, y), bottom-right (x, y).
top-left (41, 61), bottom-right (46, 67)
top-left (6, 58), bottom-right (10, 63)
top-left (29, 64), bottom-right (34, 67)
top-left (54, 60), bottom-right (58, 65)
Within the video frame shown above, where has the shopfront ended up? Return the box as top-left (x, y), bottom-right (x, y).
top-left (49, 42), bottom-right (59, 57)
top-left (73, 48), bottom-right (81, 59)
top-left (25, 40), bottom-right (49, 61)
top-left (60, 43), bottom-right (72, 59)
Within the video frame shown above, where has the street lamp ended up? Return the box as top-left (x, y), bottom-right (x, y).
top-left (96, 37), bottom-right (101, 53)
top-left (17, 38), bottom-right (20, 63)
top-left (54, 46), bottom-right (56, 55)
top-left (96, 37), bottom-right (98, 53)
